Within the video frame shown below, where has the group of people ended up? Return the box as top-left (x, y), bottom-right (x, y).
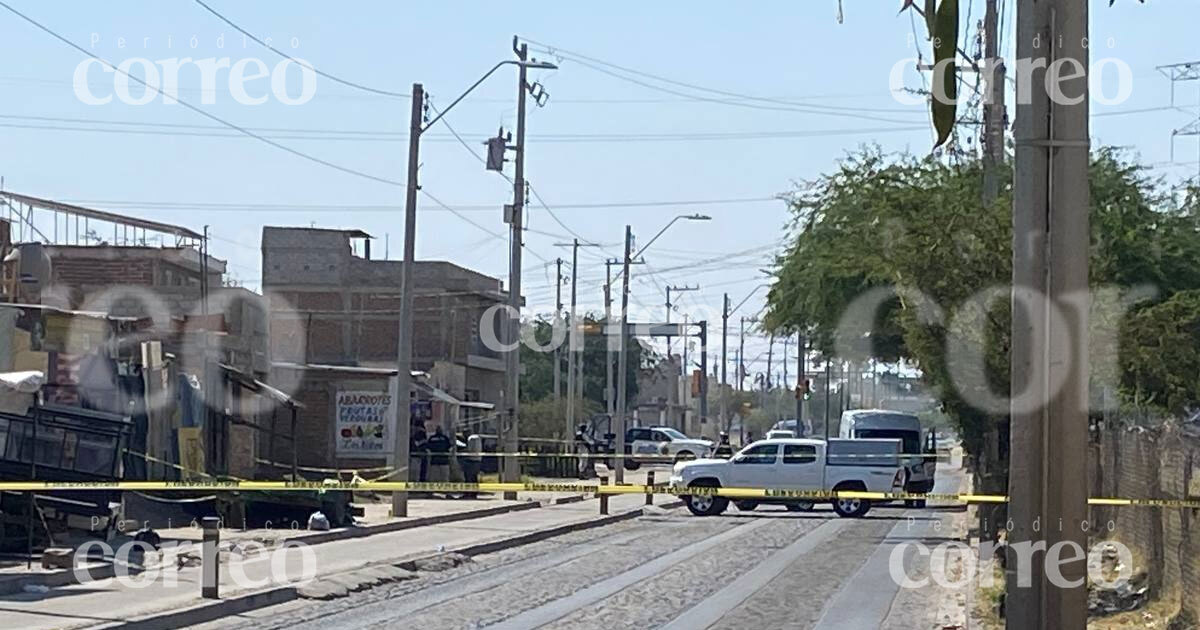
top-left (409, 425), bottom-right (482, 491)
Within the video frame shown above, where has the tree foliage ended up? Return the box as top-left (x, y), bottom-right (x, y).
top-left (519, 314), bottom-right (657, 409)
top-left (1122, 290), bottom-right (1200, 415)
top-left (765, 146), bottom-right (1200, 456)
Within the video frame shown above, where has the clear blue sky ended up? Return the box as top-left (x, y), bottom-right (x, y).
top-left (2, 0), bottom-right (1198, 383)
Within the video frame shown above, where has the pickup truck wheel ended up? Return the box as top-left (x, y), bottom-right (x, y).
top-left (833, 498), bottom-right (870, 518)
top-left (786, 501), bottom-right (815, 512)
top-left (674, 450), bottom-right (696, 463)
top-left (685, 486), bottom-right (728, 516)
top-left (734, 500), bottom-right (758, 512)
top-left (624, 457), bottom-right (641, 471)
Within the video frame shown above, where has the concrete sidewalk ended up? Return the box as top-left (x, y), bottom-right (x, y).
top-left (0, 492), bottom-right (665, 630)
top-left (0, 466), bottom-right (671, 598)
top-left (0, 496), bottom-right (541, 598)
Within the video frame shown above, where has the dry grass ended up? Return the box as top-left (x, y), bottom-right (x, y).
top-left (1088, 598), bottom-right (1183, 630)
top-left (971, 562), bottom-right (1005, 630)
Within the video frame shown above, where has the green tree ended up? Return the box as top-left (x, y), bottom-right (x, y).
top-left (519, 314), bottom-right (658, 410)
top-left (764, 147), bottom-right (1200, 460)
top-left (1121, 290), bottom-right (1200, 415)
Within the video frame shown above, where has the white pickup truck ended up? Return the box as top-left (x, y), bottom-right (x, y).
top-left (669, 438), bottom-right (908, 518)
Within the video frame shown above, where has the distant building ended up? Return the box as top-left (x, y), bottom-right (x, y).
top-left (0, 192), bottom-right (273, 479)
top-left (260, 227), bottom-right (510, 469)
top-left (0, 192), bottom-right (266, 375)
top-left (261, 226), bottom-right (508, 410)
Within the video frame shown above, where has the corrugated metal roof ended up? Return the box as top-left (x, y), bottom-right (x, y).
top-left (0, 192), bottom-right (204, 240)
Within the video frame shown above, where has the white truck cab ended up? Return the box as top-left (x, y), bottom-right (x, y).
top-left (669, 437), bottom-right (907, 518)
top-left (838, 409), bottom-right (937, 506)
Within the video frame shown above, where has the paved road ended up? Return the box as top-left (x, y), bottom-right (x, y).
top-left (197, 463), bottom-right (967, 630)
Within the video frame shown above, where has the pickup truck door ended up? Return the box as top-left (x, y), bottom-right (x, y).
top-left (627, 428), bottom-right (660, 456)
top-left (780, 443), bottom-right (824, 490)
top-left (729, 443), bottom-right (781, 488)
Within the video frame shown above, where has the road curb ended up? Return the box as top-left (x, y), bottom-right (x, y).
top-left (287, 500), bottom-right (543, 546)
top-left (93, 500), bottom-right (680, 630)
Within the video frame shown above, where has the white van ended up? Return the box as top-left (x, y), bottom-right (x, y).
top-left (838, 409), bottom-right (936, 506)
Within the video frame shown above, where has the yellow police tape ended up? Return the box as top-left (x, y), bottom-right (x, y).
top-left (2, 480), bottom-right (1198, 508)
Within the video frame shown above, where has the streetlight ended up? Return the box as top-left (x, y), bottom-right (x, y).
top-left (613, 213), bottom-right (711, 483)
top-left (392, 50), bottom-right (556, 518)
top-left (721, 283), bottom-right (769, 438)
top-left (632, 214), bottom-right (711, 260)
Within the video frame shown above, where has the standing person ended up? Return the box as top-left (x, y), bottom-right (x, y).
top-left (410, 426), bottom-right (428, 484)
top-left (462, 432), bottom-right (482, 498)
top-left (714, 431), bottom-right (734, 459)
top-left (425, 426), bottom-right (453, 488)
top-left (574, 423), bottom-right (593, 479)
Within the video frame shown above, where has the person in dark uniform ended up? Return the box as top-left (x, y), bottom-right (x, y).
top-left (425, 426), bottom-right (453, 487)
top-left (410, 427), bottom-right (428, 483)
top-left (713, 431), bottom-right (734, 459)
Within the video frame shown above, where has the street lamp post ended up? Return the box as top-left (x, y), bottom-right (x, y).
top-left (612, 214), bottom-right (710, 483)
top-left (391, 52), bottom-right (556, 518)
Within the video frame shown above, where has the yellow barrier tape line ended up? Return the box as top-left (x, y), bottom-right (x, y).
top-left (254, 458), bottom-right (394, 475)
top-left (4, 480), bottom-right (1200, 508)
top-left (460, 451), bottom-right (948, 459)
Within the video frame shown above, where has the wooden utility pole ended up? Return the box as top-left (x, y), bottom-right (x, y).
top-left (1007, 1), bottom-right (1090, 628)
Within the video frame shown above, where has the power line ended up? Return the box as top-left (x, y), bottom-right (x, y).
top-left (192, 0), bottom-right (407, 99)
top-left (0, 116), bottom-right (933, 143)
top-left (59, 196), bottom-right (783, 213)
top-left (0, 1), bottom-right (557, 254)
top-left (523, 39), bottom-right (928, 125)
top-left (0, 74), bottom-right (904, 105)
top-left (522, 37), bottom-right (929, 118)
top-left (0, 1), bottom-right (406, 188)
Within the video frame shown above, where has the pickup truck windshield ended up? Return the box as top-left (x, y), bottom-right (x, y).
top-left (659, 428), bottom-right (688, 440)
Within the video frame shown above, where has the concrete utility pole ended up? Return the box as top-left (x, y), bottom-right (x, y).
top-left (1007, 1), bottom-right (1090, 628)
top-left (664, 284), bottom-right (696, 430)
top-left (738, 317), bottom-right (751, 392)
top-left (614, 226), bottom-right (633, 483)
top-left (781, 337), bottom-right (789, 421)
top-left (501, 42), bottom-right (530, 494)
top-left (564, 239), bottom-right (592, 439)
top-left (664, 285), bottom-right (698, 354)
top-left (391, 82), bottom-right (423, 518)
top-left (782, 337), bottom-right (789, 390)
top-left (604, 259), bottom-right (617, 417)
top-left (796, 332), bottom-right (805, 429)
top-left (720, 293), bottom-right (729, 435)
top-left (983, 0), bottom-right (1008, 206)
top-left (980, 0), bottom-right (1009, 534)
top-left (698, 320), bottom-right (708, 432)
top-left (554, 257), bottom-right (563, 403)
top-left (823, 360), bottom-right (831, 440)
